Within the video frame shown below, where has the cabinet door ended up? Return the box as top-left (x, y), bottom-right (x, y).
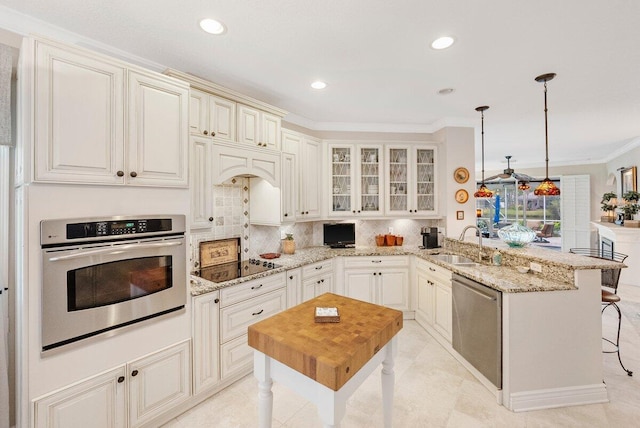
top-left (127, 70), bottom-right (189, 187)
top-left (34, 41), bottom-right (125, 184)
top-left (416, 268), bottom-right (435, 327)
top-left (220, 334), bottom-right (254, 380)
top-left (378, 268), bottom-right (410, 312)
top-left (190, 136), bottom-right (213, 229)
top-left (128, 340), bottom-right (192, 427)
top-left (189, 89), bottom-right (209, 136)
top-left (343, 269), bottom-right (375, 303)
top-left (434, 282), bottom-right (452, 343)
top-left (413, 147), bottom-right (437, 214)
top-left (220, 289), bottom-right (287, 342)
top-left (300, 137), bottom-right (322, 218)
top-left (301, 274), bottom-right (332, 302)
top-left (261, 112), bottom-right (281, 150)
top-left (192, 293), bottom-right (220, 395)
top-left (209, 94), bottom-right (236, 142)
top-left (34, 367), bottom-right (126, 428)
top-left (358, 145), bottom-right (384, 216)
top-left (237, 104), bottom-right (260, 146)
top-left (286, 268), bottom-right (302, 307)
top-left (281, 152), bottom-right (297, 222)
top-left (329, 145), bottom-right (354, 215)
top-left (386, 146), bottom-right (409, 214)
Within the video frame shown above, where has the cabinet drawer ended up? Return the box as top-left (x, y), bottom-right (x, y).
top-left (220, 288), bottom-right (287, 343)
top-left (220, 334), bottom-right (253, 380)
top-left (343, 256), bottom-right (409, 269)
top-left (302, 259), bottom-right (333, 278)
top-left (417, 259), bottom-right (452, 283)
top-left (220, 272), bottom-right (286, 307)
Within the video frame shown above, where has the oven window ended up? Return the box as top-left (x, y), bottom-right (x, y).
top-left (67, 256), bottom-right (173, 311)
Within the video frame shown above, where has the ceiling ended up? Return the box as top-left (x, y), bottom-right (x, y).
top-left (1, 0), bottom-right (639, 170)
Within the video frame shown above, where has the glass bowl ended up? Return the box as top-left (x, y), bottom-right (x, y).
top-left (497, 223), bottom-right (536, 248)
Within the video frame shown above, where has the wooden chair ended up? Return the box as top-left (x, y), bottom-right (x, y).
top-left (534, 223), bottom-right (554, 243)
top-left (569, 248), bottom-right (633, 376)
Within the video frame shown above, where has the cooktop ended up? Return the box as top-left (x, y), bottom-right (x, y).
top-left (194, 258), bottom-right (281, 283)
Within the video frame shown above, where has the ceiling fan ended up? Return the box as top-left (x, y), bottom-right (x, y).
top-left (485, 155), bottom-right (536, 183)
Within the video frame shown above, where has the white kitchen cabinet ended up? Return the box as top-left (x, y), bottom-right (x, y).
top-left (414, 258), bottom-right (452, 343)
top-left (30, 38), bottom-right (189, 187)
top-left (286, 267), bottom-right (302, 307)
top-left (190, 136), bottom-right (213, 229)
top-left (237, 104), bottom-right (281, 150)
top-left (301, 259), bottom-right (334, 302)
top-left (218, 273), bottom-right (287, 381)
top-left (385, 145), bottom-right (438, 216)
top-left (248, 151), bottom-right (296, 225)
top-left (34, 340), bottom-right (191, 428)
top-left (328, 144), bottom-right (384, 217)
top-left (342, 256), bottom-right (410, 314)
top-left (299, 136), bottom-right (323, 219)
top-left (211, 141), bottom-right (280, 187)
top-left (189, 89), bottom-right (236, 142)
top-left (192, 291), bottom-right (220, 395)
top-left (34, 366), bottom-right (126, 428)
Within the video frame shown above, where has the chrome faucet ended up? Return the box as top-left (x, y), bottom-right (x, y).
top-left (458, 225), bottom-right (483, 262)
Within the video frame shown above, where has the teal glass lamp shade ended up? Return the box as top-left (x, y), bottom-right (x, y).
top-left (497, 223), bottom-right (536, 247)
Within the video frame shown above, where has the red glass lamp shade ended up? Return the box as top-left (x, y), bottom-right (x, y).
top-left (474, 183), bottom-right (494, 198)
top-left (534, 178), bottom-right (560, 196)
top-left (518, 181), bottom-right (531, 191)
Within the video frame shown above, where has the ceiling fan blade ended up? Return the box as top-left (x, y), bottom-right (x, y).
top-left (484, 173), bottom-right (502, 181)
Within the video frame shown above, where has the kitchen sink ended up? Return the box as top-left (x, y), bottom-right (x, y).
top-left (430, 254), bottom-right (477, 266)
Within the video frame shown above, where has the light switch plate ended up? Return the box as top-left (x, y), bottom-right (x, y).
top-left (530, 262), bottom-right (542, 273)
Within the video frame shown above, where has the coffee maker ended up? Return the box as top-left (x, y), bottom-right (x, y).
top-left (421, 227), bottom-right (439, 249)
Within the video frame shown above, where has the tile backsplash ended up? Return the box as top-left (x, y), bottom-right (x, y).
top-left (189, 177), bottom-right (446, 270)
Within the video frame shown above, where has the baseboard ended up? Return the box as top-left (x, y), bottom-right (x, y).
top-left (508, 383), bottom-right (608, 412)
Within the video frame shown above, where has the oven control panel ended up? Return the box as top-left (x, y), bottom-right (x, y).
top-left (41, 215), bottom-right (186, 246)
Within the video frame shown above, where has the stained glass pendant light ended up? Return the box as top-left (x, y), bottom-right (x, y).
top-left (474, 106), bottom-right (494, 198)
top-left (533, 73), bottom-right (561, 196)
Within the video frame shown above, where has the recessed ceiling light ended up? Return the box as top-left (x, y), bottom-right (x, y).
top-left (431, 36), bottom-right (455, 50)
top-left (311, 81), bottom-right (327, 90)
top-left (437, 88), bottom-right (455, 95)
top-left (199, 18), bottom-right (226, 35)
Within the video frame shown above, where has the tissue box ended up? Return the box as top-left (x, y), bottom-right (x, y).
top-left (315, 307), bottom-right (340, 323)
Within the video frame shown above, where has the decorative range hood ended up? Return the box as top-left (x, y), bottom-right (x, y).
top-left (211, 142), bottom-right (281, 187)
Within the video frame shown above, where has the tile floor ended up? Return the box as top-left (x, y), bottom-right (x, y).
top-left (162, 284), bottom-right (640, 427)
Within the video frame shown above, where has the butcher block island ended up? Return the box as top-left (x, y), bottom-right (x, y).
top-left (248, 293), bottom-right (403, 427)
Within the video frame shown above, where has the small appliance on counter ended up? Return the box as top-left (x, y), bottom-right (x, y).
top-left (323, 223), bottom-right (356, 248)
top-left (421, 227), bottom-right (440, 249)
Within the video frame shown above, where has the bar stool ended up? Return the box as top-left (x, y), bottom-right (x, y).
top-left (570, 248), bottom-right (633, 376)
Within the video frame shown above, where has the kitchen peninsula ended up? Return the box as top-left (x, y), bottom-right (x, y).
top-left (190, 239), bottom-right (623, 412)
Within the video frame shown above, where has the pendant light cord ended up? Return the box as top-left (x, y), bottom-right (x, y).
top-left (543, 80), bottom-right (549, 179)
top-left (480, 109), bottom-right (486, 183)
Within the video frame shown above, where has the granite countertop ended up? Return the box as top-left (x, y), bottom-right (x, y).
top-left (190, 243), bottom-right (626, 296)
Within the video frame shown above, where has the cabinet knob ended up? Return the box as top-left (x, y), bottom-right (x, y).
top-left (214, 298), bottom-right (219, 304)
top-left (373, 272), bottom-right (377, 276)
top-left (130, 171), bottom-right (137, 178)
top-left (357, 210), bottom-right (361, 213)
top-left (116, 170), bottom-right (124, 177)
top-left (284, 213), bottom-right (288, 217)
top-left (117, 376), bottom-right (125, 383)
top-left (203, 130), bottom-right (208, 135)
top-left (289, 275), bottom-right (293, 280)
top-left (379, 272), bottom-right (382, 276)
top-left (209, 217), bottom-right (214, 222)
top-left (305, 211), bottom-right (309, 215)
top-left (131, 370), bottom-right (139, 377)
top-left (352, 210), bottom-right (356, 213)
top-left (211, 131), bottom-right (216, 137)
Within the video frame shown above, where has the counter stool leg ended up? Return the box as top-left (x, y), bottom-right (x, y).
top-left (381, 337), bottom-right (398, 428)
top-left (602, 303), bottom-right (633, 377)
top-left (254, 352), bottom-right (274, 428)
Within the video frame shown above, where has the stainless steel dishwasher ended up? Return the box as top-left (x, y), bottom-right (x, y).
top-left (452, 273), bottom-right (502, 388)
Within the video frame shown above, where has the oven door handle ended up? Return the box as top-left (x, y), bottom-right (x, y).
top-left (47, 240), bottom-right (183, 262)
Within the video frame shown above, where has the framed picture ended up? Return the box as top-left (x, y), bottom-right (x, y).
top-left (621, 166), bottom-right (637, 195)
top-left (456, 210), bottom-right (464, 220)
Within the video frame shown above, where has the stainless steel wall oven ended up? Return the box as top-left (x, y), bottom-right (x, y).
top-left (40, 215), bottom-right (186, 351)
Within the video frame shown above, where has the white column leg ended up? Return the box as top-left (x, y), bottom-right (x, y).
top-left (381, 337), bottom-right (397, 428)
top-left (254, 351), bottom-right (273, 428)
top-left (317, 388), bottom-right (344, 428)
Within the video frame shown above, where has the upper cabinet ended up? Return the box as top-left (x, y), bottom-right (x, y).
top-left (328, 144), bottom-right (384, 217)
top-left (281, 129), bottom-right (322, 220)
top-left (28, 38), bottom-right (189, 187)
top-left (189, 89), bottom-right (236, 142)
top-left (385, 145), bottom-right (438, 216)
top-left (237, 104), bottom-right (281, 150)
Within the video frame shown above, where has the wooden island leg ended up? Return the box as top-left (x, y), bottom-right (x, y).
top-left (381, 336), bottom-right (398, 428)
top-left (254, 351), bottom-right (273, 428)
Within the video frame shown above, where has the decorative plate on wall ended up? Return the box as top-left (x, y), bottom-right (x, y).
top-left (455, 189), bottom-right (469, 204)
top-left (454, 167), bottom-right (470, 184)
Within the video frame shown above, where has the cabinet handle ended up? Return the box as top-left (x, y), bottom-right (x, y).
top-left (131, 370), bottom-right (139, 377)
top-left (252, 309), bottom-right (264, 316)
top-left (428, 267), bottom-right (436, 272)
top-left (116, 170), bottom-right (124, 177)
top-left (117, 376), bottom-right (125, 383)
top-left (209, 217), bottom-right (214, 222)
top-left (371, 260), bottom-right (382, 263)
top-left (203, 130), bottom-right (208, 135)
top-left (251, 284), bottom-right (263, 290)
top-left (315, 266), bottom-right (323, 270)
top-left (211, 131), bottom-right (216, 137)
top-left (214, 298), bottom-right (219, 304)
top-left (130, 171), bottom-right (137, 178)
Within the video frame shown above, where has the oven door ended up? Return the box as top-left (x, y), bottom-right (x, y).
top-left (41, 235), bottom-right (186, 351)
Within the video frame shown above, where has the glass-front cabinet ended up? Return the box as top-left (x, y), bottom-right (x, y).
top-left (385, 145), bottom-right (437, 216)
top-left (329, 144), bottom-right (383, 217)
